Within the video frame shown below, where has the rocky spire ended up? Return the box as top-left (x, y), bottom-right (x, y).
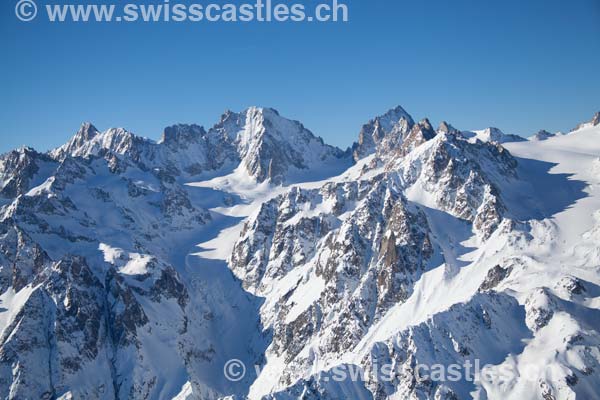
top-left (438, 121), bottom-right (458, 134)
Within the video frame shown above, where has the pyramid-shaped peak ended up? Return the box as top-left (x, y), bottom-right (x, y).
top-left (75, 122), bottom-right (100, 141)
top-left (375, 105), bottom-right (415, 129)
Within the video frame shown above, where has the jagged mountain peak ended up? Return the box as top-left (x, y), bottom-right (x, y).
top-left (50, 121), bottom-right (100, 157)
top-left (211, 106), bottom-right (310, 143)
top-left (416, 117), bottom-right (434, 131)
top-left (50, 123), bottom-right (145, 161)
top-left (159, 123), bottom-right (207, 146)
top-left (208, 106), bottom-right (350, 184)
top-left (395, 117), bottom-right (437, 156)
top-left (3, 146), bottom-right (39, 158)
top-left (245, 105), bottom-right (281, 117)
top-left (18, 146), bottom-right (37, 154)
top-left (76, 122), bottom-right (100, 140)
top-left (215, 106), bottom-right (279, 122)
top-left (484, 126), bottom-right (504, 136)
top-left (438, 121), bottom-right (458, 134)
top-left (0, 146), bottom-right (51, 168)
top-left (352, 105), bottom-right (415, 161)
top-left (375, 105), bottom-right (415, 130)
top-left (220, 106), bottom-right (283, 127)
top-left (0, 146), bottom-right (57, 199)
top-left (238, 106), bottom-right (309, 139)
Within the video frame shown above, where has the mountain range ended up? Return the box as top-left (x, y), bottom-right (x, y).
top-left (0, 106), bottom-right (599, 400)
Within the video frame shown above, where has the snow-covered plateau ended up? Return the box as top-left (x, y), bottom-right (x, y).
top-left (0, 106), bottom-right (599, 400)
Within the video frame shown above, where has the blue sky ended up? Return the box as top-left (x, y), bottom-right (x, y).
top-left (1, 0), bottom-right (599, 153)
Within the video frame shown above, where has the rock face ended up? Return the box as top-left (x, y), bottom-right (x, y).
top-left (386, 132), bottom-right (517, 238)
top-left (231, 175), bottom-right (435, 389)
top-left (352, 106), bottom-right (415, 161)
top-left (214, 107), bottom-right (352, 184)
top-left (1, 105), bottom-right (600, 400)
top-left (0, 249), bottom-right (198, 399)
top-left (479, 264), bottom-right (512, 292)
top-left (437, 121), bottom-right (458, 135)
top-left (398, 118), bottom-right (436, 155)
top-left (0, 147), bottom-right (57, 199)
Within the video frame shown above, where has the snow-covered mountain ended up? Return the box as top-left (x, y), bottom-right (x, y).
top-left (351, 106), bottom-right (415, 161)
top-left (213, 107), bottom-right (352, 184)
top-left (0, 107), bottom-right (599, 400)
top-left (51, 107), bottom-right (351, 186)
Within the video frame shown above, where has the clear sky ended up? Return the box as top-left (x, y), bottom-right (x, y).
top-left (1, 0), bottom-right (599, 153)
